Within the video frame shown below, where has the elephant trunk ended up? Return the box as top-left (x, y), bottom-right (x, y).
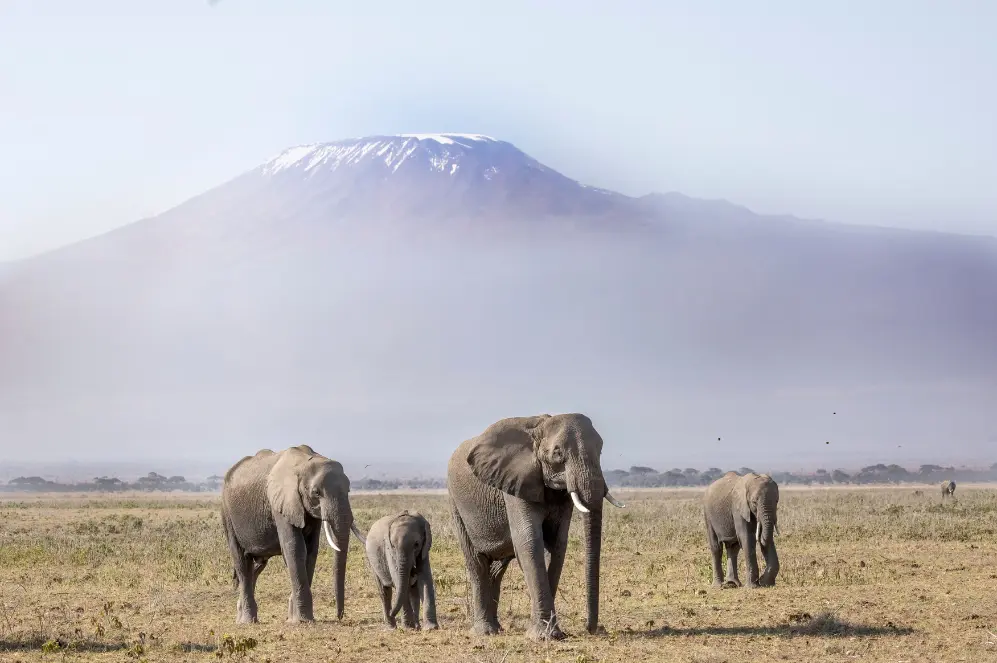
top-left (325, 501), bottom-right (353, 621)
top-left (583, 508), bottom-right (602, 634)
top-left (389, 553), bottom-right (413, 619)
top-left (757, 503), bottom-right (774, 548)
top-left (567, 459), bottom-right (605, 634)
top-left (333, 537), bottom-right (348, 620)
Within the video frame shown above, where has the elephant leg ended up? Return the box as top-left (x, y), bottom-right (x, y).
top-left (507, 501), bottom-right (565, 641)
top-left (304, 525), bottom-right (321, 590)
top-left (706, 521), bottom-right (724, 588)
top-left (409, 581), bottom-right (422, 630)
top-left (379, 584), bottom-right (396, 628)
top-left (233, 554), bottom-right (259, 624)
top-left (418, 561), bottom-right (440, 630)
top-left (451, 503), bottom-right (499, 635)
top-left (542, 512), bottom-right (571, 601)
top-left (486, 559), bottom-right (512, 630)
top-left (224, 515), bottom-right (258, 624)
top-left (723, 541), bottom-right (741, 587)
top-left (276, 523), bottom-right (314, 623)
top-left (739, 519), bottom-right (761, 588)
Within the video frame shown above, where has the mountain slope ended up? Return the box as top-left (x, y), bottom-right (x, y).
top-left (1, 135), bottom-right (995, 467)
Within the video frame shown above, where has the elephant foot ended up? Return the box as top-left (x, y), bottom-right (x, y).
top-left (721, 579), bottom-right (740, 589)
top-left (526, 621), bottom-right (566, 641)
top-left (423, 621), bottom-right (439, 631)
top-left (471, 621), bottom-right (500, 636)
top-left (235, 613), bottom-right (258, 625)
top-left (745, 581), bottom-right (761, 589)
top-left (285, 613), bottom-right (315, 625)
top-left (711, 579), bottom-right (724, 589)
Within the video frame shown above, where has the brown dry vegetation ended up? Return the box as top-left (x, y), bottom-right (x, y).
top-left (1, 487), bottom-right (996, 662)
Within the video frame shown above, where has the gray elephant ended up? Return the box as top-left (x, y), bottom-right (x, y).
top-left (941, 480), bottom-right (956, 498)
top-left (221, 445), bottom-right (360, 624)
top-left (703, 471), bottom-right (780, 589)
top-left (447, 413), bottom-right (625, 640)
top-left (353, 511), bottom-right (438, 630)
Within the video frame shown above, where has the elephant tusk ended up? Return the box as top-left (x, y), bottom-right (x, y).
top-left (604, 492), bottom-right (626, 508)
top-left (570, 491), bottom-right (591, 513)
top-left (323, 520), bottom-right (341, 552)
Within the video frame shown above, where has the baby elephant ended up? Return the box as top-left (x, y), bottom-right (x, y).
top-left (356, 511), bottom-right (439, 630)
top-left (703, 471), bottom-right (780, 588)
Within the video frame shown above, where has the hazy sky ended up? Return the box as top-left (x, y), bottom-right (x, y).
top-left (1, 0), bottom-right (995, 260)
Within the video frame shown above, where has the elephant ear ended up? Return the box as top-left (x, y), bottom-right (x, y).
top-left (735, 475), bottom-right (753, 523)
top-left (421, 516), bottom-right (432, 560)
top-left (388, 514), bottom-right (408, 554)
top-left (465, 416), bottom-right (547, 502)
top-left (266, 448), bottom-right (308, 529)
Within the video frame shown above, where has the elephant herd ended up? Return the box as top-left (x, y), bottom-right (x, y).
top-left (219, 412), bottom-right (782, 640)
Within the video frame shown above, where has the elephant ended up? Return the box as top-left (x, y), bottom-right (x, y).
top-left (703, 471), bottom-right (780, 589)
top-left (353, 511), bottom-right (439, 630)
top-left (221, 445), bottom-right (361, 624)
top-left (447, 413), bottom-right (625, 640)
top-left (941, 480), bottom-right (956, 498)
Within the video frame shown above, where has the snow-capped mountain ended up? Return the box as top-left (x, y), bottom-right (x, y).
top-left (2, 134), bottom-right (996, 466)
top-left (252, 133), bottom-right (630, 224)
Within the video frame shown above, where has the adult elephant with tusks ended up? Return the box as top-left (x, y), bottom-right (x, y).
top-left (447, 413), bottom-right (625, 640)
top-left (703, 471), bottom-right (780, 589)
top-left (221, 445), bottom-right (363, 624)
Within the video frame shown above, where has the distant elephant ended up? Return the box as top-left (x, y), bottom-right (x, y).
top-left (447, 413), bottom-right (625, 640)
top-left (354, 511), bottom-right (438, 630)
top-left (703, 471), bottom-right (780, 588)
top-left (221, 445), bottom-right (360, 624)
top-left (941, 480), bottom-right (956, 498)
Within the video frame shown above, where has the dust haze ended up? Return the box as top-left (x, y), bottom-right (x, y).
top-left (2, 174), bottom-right (995, 480)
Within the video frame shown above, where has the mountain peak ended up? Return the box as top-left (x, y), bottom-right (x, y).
top-left (249, 133), bottom-right (629, 225)
top-left (261, 133), bottom-right (510, 177)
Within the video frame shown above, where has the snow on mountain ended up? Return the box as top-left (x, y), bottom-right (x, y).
top-left (262, 134), bottom-right (502, 176)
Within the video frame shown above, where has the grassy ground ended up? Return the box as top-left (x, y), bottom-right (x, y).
top-left (1, 487), bottom-right (996, 662)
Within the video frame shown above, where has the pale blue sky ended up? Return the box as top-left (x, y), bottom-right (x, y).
top-left (1, 0), bottom-right (994, 259)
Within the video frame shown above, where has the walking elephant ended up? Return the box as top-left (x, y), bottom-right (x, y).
top-left (703, 471), bottom-right (780, 589)
top-left (354, 510), bottom-right (439, 630)
top-left (941, 480), bottom-right (956, 498)
top-left (221, 445), bottom-right (360, 624)
top-left (447, 413), bottom-right (625, 640)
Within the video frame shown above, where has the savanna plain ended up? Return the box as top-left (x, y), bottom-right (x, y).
top-left (1, 487), bottom-right (996, 662)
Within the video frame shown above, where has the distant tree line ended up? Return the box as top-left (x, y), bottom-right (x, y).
top-left (603, 463), bottom-right (997, 487)
top-left (6, 463), bottom-right (997, 493)
top-left (5, 472), bottom-right (224, 493)
top-left (3, 472), bottom-right (447, 493)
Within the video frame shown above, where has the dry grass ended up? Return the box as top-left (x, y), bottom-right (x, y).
top-left (1, 487), bottom-right (996, 662)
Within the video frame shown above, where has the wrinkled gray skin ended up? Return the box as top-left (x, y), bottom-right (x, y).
top-left (703, 471), bottom-right (780, 589)
top-left (354, 511), bottom-right (438, 630)
top-left (447, 413), bottom-right (625, 640)
top-left (221, 445), bottom-right (355, 624)
top-left (941, 480), bottom-right (956, 498)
